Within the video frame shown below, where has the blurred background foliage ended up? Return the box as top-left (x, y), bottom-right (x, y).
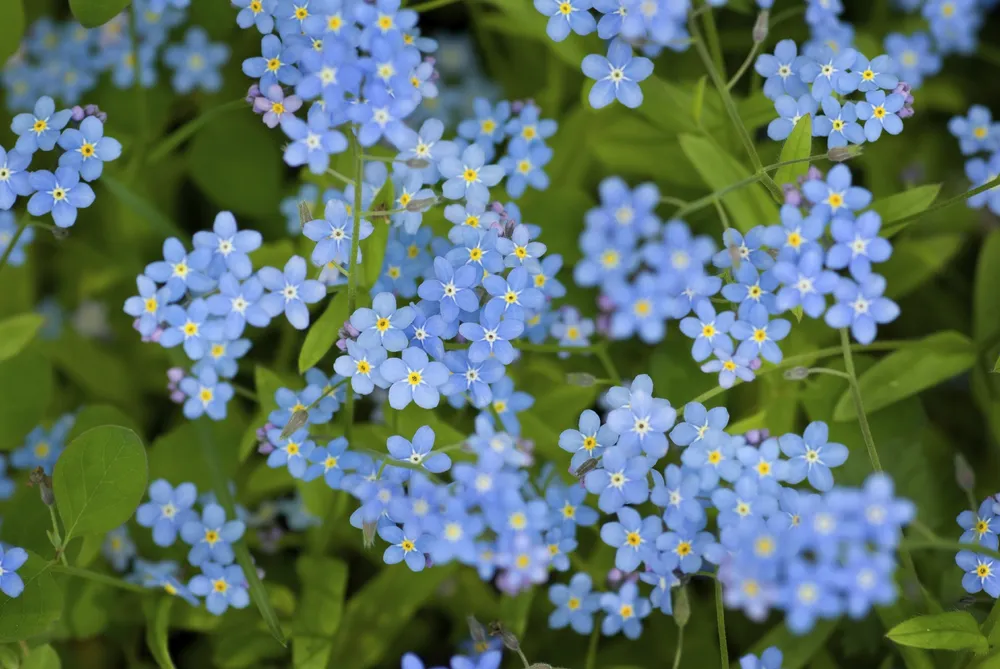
top-left (2, 0), bottom-right (1000, 667)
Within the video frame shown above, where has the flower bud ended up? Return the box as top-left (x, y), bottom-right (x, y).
top-left (167, 366), bottom-right (186, 384)
top-left (674, 586), bottom-right (691, 628)
top-left (406, 195), bottom-right (437, 212)
top-left (405, 157), bottom-right (431, 169)
top-left (298, 200), bottom-right (314, 226)
top-left (827, 145), bottom-right (862, 162)
top-left (784, 366), bottom-right (810, 380)
top-left (752, 11), bottom-right (769, 44)
top-left (782, 183), bottom-right (803, 207)
top-left (70, 105), bottom-right (86, 122)
top-left (362, 520), bottom-right (378, 549)
top-left (467, 615), bottom-right (488, 644)
top-left (29, 467), bottom-right (55, 506)
top-left (566, 372), bottom-right (597, 387)
top-left (280, 410), bottom-right (309, 440)
top-left (955, 453), bottom-right (976, 493)
top-left (245, 84), bottom-right (261, 105)
top-left (573, 458), bottom-right (599, 479)
top-left (749, 357), bottom-right (763, 371)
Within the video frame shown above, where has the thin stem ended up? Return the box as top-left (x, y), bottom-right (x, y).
top-left (660, 195), bottom-right (689, 207)
top-left (712, 198), bottom-right (731, 232)
top-left (715, 580), bottom-right (728, 669)
top-left (902, 539), bottom-right (1000, 563)
top-left (886, 175), bottom-right (1000, 231)
top-left (594, 344), bottom-right (621, 383)
top-left (806, 367), bottom-right (853, 381)
top-left (689, 17), bottom-right (782, 201)
top-left (726, 42), bottom-right (761, 90)
top-left (583, 619), bottom-right (601, 669)
top-left (839, 328), bottom-right (882, 472)
top-left (47, 505), bottom-right (68, 566)
top-left (409, 0), bottom-right (461, 11)
top-left (50, 564), bottom-right (150, 594)
top-left (232, 384), bottom-right (258, 402)
top-left (326, 168), bottom-right (356, 186)
top-left (700, 3), bottom-right (726, 78)
top-left (360, 207), bottom-right (407, 217)
top-left (514, 648), bottom-right (531, 669)
top-left (146, 98), bottom-right (246, 165)
top-left (28, 220), bottom-right (60, 232)
top-left (344, 130), bottom-right (364, 445)
top-left (672, 626), bottom-right (685, 669)
top-left (0, 216), bottom-right (29, 276)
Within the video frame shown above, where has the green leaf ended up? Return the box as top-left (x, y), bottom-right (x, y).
top-left (188, 113), bottom-right (282, 217)
top-left (101, 174), bottom-right (186, 240)
top-left (678, 134), bottom-right (779, 232)
top-left (292, 556), bottom-right (348, 669)
top-left (887, 612), bottom-right (988, 653)
top-left (691, 76), bottom-right (708, 125)
top-left (68, 0), bottom-right (129, 27)
top-left (773, 115), bottom-right (813, 188)
top-left (0, 484), bottom-right (52, 555)
top-left (298, 290), bottom-right (348, 373)
top-left (499, 590), bottom-right (534, 639)
top-left (0, 313), bottom-right (43, 364)
top-left (362, 220), bottom-right (391, 290)
top-left (44, 331), bottom-right (137, 410)
top-left (53, 426), bottom-right (148, 543)
top-left (0, 350), bottom-right (53, 451)
top-left (0, 1), bottom-right (24, 64)
top-left (326, 566), bottom-right (454, 669)
top-left (0, 552), bottom-right (63, 643)
top-left (66, 404), bottom-right (142, 441)
top-left (22, 644), bottom-right (61, 669)
top-left (833, 332), bottom-right (975, 420)
top-left (881, 233), bottom-right (964, 299)
top-left (144, 597), bottom-right (177, 669)
top-left (153, 419), bottom-right (243, 489)
top-left (871, 184), bottom-right (942, 237)
top-left (974, 229), bottom-right (1000, 347)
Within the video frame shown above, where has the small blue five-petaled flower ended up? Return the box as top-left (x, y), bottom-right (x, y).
top-left (582, 38), bottom-right (653, 110)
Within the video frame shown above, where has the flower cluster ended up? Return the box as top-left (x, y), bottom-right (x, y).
top-left (757, 40), bottom-right (913, 147)
top-left (894, 0), bottom-right (995, 58)
top-left (955, 495), bottom-right (1000, 598)
top-left (575, 166), bottom-right (899, 389)
top-left (950, 105), bottom-right (1000, 216)
top-left (6, 412), bottom-right (76, 475)
top-left (2, 1), bottom-right (229, 109)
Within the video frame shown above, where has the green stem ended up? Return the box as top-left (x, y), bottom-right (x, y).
top-left (712, 198), bottom-right (731, 232)
top-left (50, 564), bottom-right (149, 594)
top-left (700, 4), bottom-right (726, 78)
top-left (672, 625), bottom-right (685, 669)
top-left (726, 42), bottom-right (761, 90)
top-left (806, 366), bottom-right (854, 381)
top-left (0, 216), bottom-right (29, 276)
top-left (839, 328), bottom-right (882, 472)
top-left (715, 580), bottom-right (728, 669)
top-left (326, 168), bottom-right (356, 186)
top-left (583, 619), bottom-right (601, 669)
top-left (409, 0), bottom-right (461, 11)
top-left (902, 539), bottom-right (1000, 563)
top-left (886, 175), bottom-right (1000, 231)
top-left (146, 98), bottom-right (247, 165)
top-left (232, 384), bottom-right (258, 402)
top-left (594, 344), bottom-right (621, 383)
top-left (689, 17), bottom-right (782, 202)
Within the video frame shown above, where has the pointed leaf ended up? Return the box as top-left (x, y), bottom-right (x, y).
top-left (871, 184), bottom-right (942, 237)
top-left (0, 313), bottom-right (43, 364)
top-left (144, 597), bottom-right (177, 669)
top-left (299, 290), bottom-right (349, 373)
top-left (292, 556), bottom-right (348, 668)
top-left (886, 612), bottom-right (988, 653)
top-left (0, 0), bottom-right (25, 64)
top-left (69, 0), bottom-right (131, 28)
top-left (773, 115), bottom-right (813, 188)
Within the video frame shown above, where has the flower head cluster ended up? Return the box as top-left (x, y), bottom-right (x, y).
top-left (950, 105), bottom-right (1000, 216)
top-left (955, 495), bottom-right (1000, 598)
top-left (3, 3), bottom-right (229, 107)
top-left (8, 412), bottom-right (76, 475)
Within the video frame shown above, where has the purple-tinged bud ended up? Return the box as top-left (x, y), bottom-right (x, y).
top-left (955, 453), bottom-right (975, 493)
top-left (606, 568), bottom-right (626, 589)
top-left (336, 320), bottom-right (361, 350)
top-left (511, 100), bottom-right (525, 114)
top-left (802, 165), bottom-right (824, 183)
top-left (595, 313), bottom-right (611, 337)
top-left (490, 201), bottom-right (505, 214)
top-left (70, 105), bottom-right (86, 122)
top-left (424, 56), bottom-right (436, 66)
top-left (749, 357), bottom-right (763, 371)
top-left (169, 389), bottom-right (185, 404)
top-left (743, 428), bottom-right (770, 446)
top-left (245, 84), bottom-right (261, 105)
top-left (255, 422), bottom-right (274, 444)
top-left (752, 11), bottom-right (769, 44)
top-left (145, 325), bottom-right (164, 344)
top-left (167, 366), bottom-right (185, 384)
top-left (495, 572), bottom-right (522, 596)
top-left (257, 440), bottom-right (275, 455)
top-left (596, 293), bottom-right (615, 313)
top-left (896, 83), bottom-right (916, 119)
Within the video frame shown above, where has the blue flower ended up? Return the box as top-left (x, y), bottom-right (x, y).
top-left (439, 143), bottom-right (505, 203)
top-left (765, 204), bottom-right (825, 259)
top-left (387, 426), bottom-right (451, 474)
top-left (679, 301), bottom-right (735, 362)
top-left (282, 105), bottom-right (349, 174)
top-left (234, 0), bottom-right (277, 33)
top-left (546, 482), bottom-right (599, 532)
top-left (206, 273), bottom-right (270, 337)
top-left (559, 409), bottom-right (619, 471)
top-left (737, 438), bottom-right (788, 493)
top-left (137, 479), bottom-right (199, 547)
top-left (354, 0), bottom-right (418, 50)
top-left (739, 647), bottom-right (783, 669)
top-left (266, 427), bottom-right (316, 479)
top-left (923, 0), bottom-right (979, 55)
top-left (446, 227), bottom-right (504, 276)
top-left (801, 165), bottom-right (873, 220)
top-left (379, 523), bottom-right (431, 572)
top-left (0, 147), bottom-right (33, 211)
top-left (352, 291), bottom-right (416, 351)
top-left (500, 141), bottom-right (553, 198)
top-left (0, 546), bottom-right (28, 598)
top-left (799, 46), bottom-right (858, 100)
top-left (772, 249), bottom-right (838, 318)
top-left (103, 526), bottom-right (136, 572)
top-left (584, 446), bottom-right (650, 513)
top-left (193, 211), bottom-right (262, 281)
top-left (242, 34), bottom-right (300, 90)
top-left (406, 307), bottom-right (447, 359)
top-left (258, 255), bottom-right (326, 330)
top-left (855, 90), bottom-right (905, 142)
top-left (813, 97), bottom-right (865, 148)
top-left (57, 116), bottom-right (122, 182)
top-left (180, 367), bottom-right (233, 420)
top-left (713, 227), bottom-right (773, 271)
top-left (144, 237), bottom-right (214, 300)
top-left (27, 167), bottom-right (96, 228)
top-left (712, 477), bottom-right (778, 529)
top-left (651, 464), bottom-right (705, 529)
top-left (348, 85), bottom-right (418, 149)
top-left (11, 96), bottom-right (71, 153)
top-left (656, 526), bottom-right (713, 573)
top-left (380, 346), bottom-right (449, 410)
top-left (483, 267), bottom-right (544, 321)
top-left (304, 437), bottom-right (359, 489)
top-left (457, 98), bottom-right (511, 148)
top-left (767, 94), bottom-right (818, 142)
top-left (702, 349), bottom-right (757, 390)
top-left (583, 38), bottom-right (653, 109)
top-left (846, 53), bottom-right (899, 93)
top-left (778, 421), bottom-right (848, 491)
top-left (159, 299), bottom-right (220, 360)
top-left (824, 271), bottom-right (899, 345)
top-left (544, 527), bottom-right (576, 571)
top-left (600, 581), bottom-right (650, 639)
top-left (333, 340), bottom-right (388, 395)
top-left (754, 39), bottom-right (810, 100)
top-left (11, 421), bottom-right (68, 474)
top-left (966, 154), bottom-right (1000, 215)
top-left (495, 224), bottom-right (547, 273)
top-left (269, 384), bottom-right (338, 427)
top-left (123, 275), bottom-right (173, 337)
top-left (730, 304), bottom-right (790, 364)
top-left (957, 551), bottom-right (1000, 598)
top-left (669, 401), bottom-right (729, 449)
top-left (549, 573), bottom-right (601, 634)
top-left (534, 0), bottom-right (597, 41)
top-left (606, 389), bottom-right (676, 459)
top-left (505, 103), bottom-right (558, 152)
top-left (551, 305), bottom-right (591, 347)
top-left (949, 105), bottom-right (1000, 156)
top-left (459, 304), bottom-right (523, 364)
top-left (304, 199), bottom-right (373, 267)
top-left (188, 563), bottom-right (250, 615)
top-left (958, 500), bottom-right (1000, 550)
top-left (163, 28), bottom-right (230, 94)
top-left (486, 377), bottom-right (534, 434)
top-left (884, 32), bottom-right (941, 88)
top-left (180, 503), bottom-right (245, 566)
top-left (601, 506), bottom-right (661, 572)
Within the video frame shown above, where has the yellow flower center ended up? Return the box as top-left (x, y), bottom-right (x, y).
top-left (407, 371), bottom-right (422, 386)
top-left (619, 604), bottom-right (634, 619)
top-left (286, 441), bottom-right (300, 456)
top-left (633, 299), bottom-right (651, 317)
top-left (701, 324), bottom-right (716, 338)
top-left (356, 359), bottom-right (371, 374)
top-left (462, 168), bottom-right (479, 183)
top-left (707, 450), bottom-right (722, 464)
top-left (625, 531), bottom-right (642, 547)
top-left (52, 187), bottom-right (66, 201)
top-left (752, 328), bottom-right (768, 342)
top-left (294, 5), bottom-right (308, 19)
top-left (832, 119), bottom-right (844, 131)
top-left (376, 14), bottom-right (393, 30)
top-left (974, 126), bottom-right (989, 139)
top-left (376, 317), bottom-right (391, 332)
top-left (469, 247), bottom-right (483, 262)
top-left (978, 563), bottom-right (992, 578)
top-left (516, 553), bottom-right (530, 568)
top-left (401, 539), bottom-right (415, 552)
top-left (567, 597), bottom-right (581, 610)
top-left (250, 0), bottom-right (262, 11)
top-left (204, 530), bottom-right (220, 545)
top-left (388, 266), bottom-right (401, 279)
top-left (562, 503), bottom-right (576, 519)
top-left (861, 69), bottom-right (875, 81)
top-left (144, 297), bottom-right (158, 313)
top-left (601, 250), bottom-right (619, 268)
top-left (493, 400), bottom-right (507, 413)
top-left (211, 344), bottom-right (226, 358)
top-left (199, 388), bottom-right (214, 403)
top-left (873, 106), bottom-right (886, 119)
top-left (212, 579), bottom-right (228, 593)
top-left (33, 119), bottom-right (47, 133)
top-left (559, 1), bottom-right (573, 12)
top-left (675, 541), bottom-right (692, 556)
top-left (35, 442), bottom-right (50, 458)
top-left (183, 321), bottom-right (199, 337)
top-left (480, 119), bottom-right (496, 134)
top-left (566, 325), bottom-right (579, 339)
top-left (266, 57), bottom-right (281, 72)
top-left (786, 231), bottom-right (802, 248)
top-left (723, 360), bottom-right (737, 371)
top-left (80, 142), bottom-right (95, 158)
top-left (324, 456), bottom-right (338, 469)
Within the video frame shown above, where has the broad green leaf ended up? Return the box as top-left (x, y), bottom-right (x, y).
top-left (882, 233), bottom-right (964, 299)
top-left (292, 556), bottom-right (348, 669)
top-left (678, 134), bottom-right (779, 232)
top-left (0, 483), bottom-right (52, 555)
top-left (0, 552), bottom-right (63, 642)
top-left (62, 578), bottom-right (111, 638)
top-left (0, 350), bottom-right (53, 451)
top-left (66, 404), bottom-right (142, 441)
top-left (153, 419), bottom-right (243, 489)
top-left (870, 184), bottom-right (942, 237)
top-left (44, 331), bottom-right (137, 409)
top-left (188, 113), bottom-right (282, 217)
top-left (730, 620), bottom-right (837, 669)
top-left (144, 597), bottom-right (177, 669)
top-left (68, 0), bottom-right (129, 27)
top-left (691, 76), bottom-right (708, 125)
top-left (773, 115), bottom-right (813, 188)
top-left (833, 332), bottom-right (975, 421)
top-left (974, 229), bottom-right (1000, 347)
top-left (299, 290), bottom-right (349, 373)
top-left (22, 644), bottom-right (61, 669)
top-left (0, 312), bottom-right (43, 364)
top-left (327, 566), bottom-right (454, 669)
top-left (53, 426), bottom-right (148, 542)
top-left (362, 179), bottom-right (395, 288)
top-left (886, 612), bottom-right (988, 653)
top-left (0, 1), bottom-right (25, 64)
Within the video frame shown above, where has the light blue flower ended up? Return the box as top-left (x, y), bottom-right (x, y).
top-left (188, 562), bottom-right (250, 615)
top-left (193, 211), bottom-right (262, 280)
top-left (136, 480), bottom-right (199, 547)
top-left (380, 347), bottom-right (449, 409)
top-left (439, 143), bottom-right (505, 203)
top-left (730, 304), bottom-right (790, 363)
top-left (386, 426), bottom-right (451, 474)
top-left (583, 38), bottom-right (653, 109)
top-left (767, 94), bottom-right (818, 142)
top-left (778, 421), bottom-right (848, 491)
top-left (754, 39), bottom-right (810, 100)
top-left (180, 503), bottom-right (245, 566)
top-left (855, 90), bottom-right (905, 142)
top-left (179, 367), bottom-right (233, 420)
top-left (57, 116), bottom-right (122, 181)
top-left (258, 255), bottom-right (326, 330)
top-left (548, 573), bottom-right (601, 634)
top-left (352, 291), bottom-right (416, 351)
top-left (11, 96), bottom-right (71, 153)
top-left (27, 167), bottom-right (95, 228)
top-left (534, 0), bottom-right (597, 41)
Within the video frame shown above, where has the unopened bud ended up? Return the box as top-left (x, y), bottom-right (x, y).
top-left (362, 520), bottom-right (378, 549)
top-left (29, 467), bottom-right (55, 506)
top-left (955, 453), bottom-right (976, 493)
top-left (783, 366), bottom-right (810, 380)
top-left (727, 243), bottom-right (742, 268)
top-left (674, 585), bottom-right (691, 627)
top-left (574, 458), bottom-right (599, 479)
top-left (566, 372), bottom-right (597, 387)
top-left (405, 196), bottom-right (436, 212)
top-left (298, 201), bottom-right (314, 226)
top-left (827, 145), bottom-right (862, 162)
top-left (487, 622), bottom-right (521, 651)
top-left (279, 410), bottom-right (309, 440)
top-left (405, 157), bottom-right (431, 169)
top-left (752, 11), bottom-right (769, 43)
top-left (467, 615), bottom-right (488, 644)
